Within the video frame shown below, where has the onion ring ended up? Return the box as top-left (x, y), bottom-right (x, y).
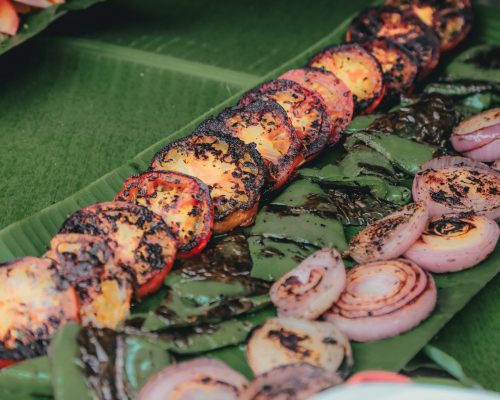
top-left (404, 214), bottom-right (499, 273)
top-left (323, 259), bottom-right (437, 342)
top-left (348, 202), bottom-right (428, 264)
top-left (463, 139), bottom-right (500, 163)
top-left (136, 358), bottom-right (248, 400)
top-left (412, 166), bottom-right (500, 220)
top-left (270, 248), bottom-right (346, 320)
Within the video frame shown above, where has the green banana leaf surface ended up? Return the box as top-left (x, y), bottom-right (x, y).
top-left (0, 0), bottom-right (499, 394)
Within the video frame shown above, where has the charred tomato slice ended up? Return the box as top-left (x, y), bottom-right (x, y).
top-left (150, 132), bottom-right (266, 234)
top-left (238, 79), bottom-right (331, 162)
top-left (433, 7), bottom-right (472, 52)
top-left (360, 37), bottom-right (418, 96)
top-left (0, 257), bottom-right (79, 365)
top-left (45, 234), bottom-right (133, 329)
top-left (115, 171), bottom-right (214, 259)
top-left (386, 0), bottom-right (472, 51)
top-left (60, 201), bottom-right (177, 299)
top-left (347, 6), bottom-right (440, 80)
top-left (279, 67), bottom-right (354, 145)
top-left (309, 43), bottom-right (385, 115)
top-left (198, 101), bottom-right (302, 192)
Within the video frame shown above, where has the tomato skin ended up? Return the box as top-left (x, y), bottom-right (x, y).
top-left (0, 0), bottom-right (19, 36)
top-left (347, 371), bottom-right (411, 384)
top-left (0, 359), bottom-right (18, 369)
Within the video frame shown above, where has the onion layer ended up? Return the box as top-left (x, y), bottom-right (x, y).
top-left (404, 214), bottom-right (499, 273)
top-left (136, 358), bottom-right (248, 400)
top-left (246, 317), bottom-right (352, 377)
top-left (323, 259), bottom-right (437, 342)
top-left (270, 248), bottom-right (346, 320)
top-left (412, 166), bottom-right (500, 220)
top-left (463, 139), bottom-right (500, 162)
top-left (239, 363), bottom-right (341, 400)
top-left (349, 202), bottom-right (428, 264)
top-left (451, 108), bottom-right (500, 154)
top-left (419, 156), bottom-right (492, 172)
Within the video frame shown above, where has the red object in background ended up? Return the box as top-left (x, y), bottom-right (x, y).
top-left (0, 0), bottom-right (19, 35)
top-left (347, 371), bottom-right (412, 384)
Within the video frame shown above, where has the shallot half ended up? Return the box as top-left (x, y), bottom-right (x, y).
top-left (136, 358), bottom-right (248, 400)
top-left (270, 248), bottom-right (346, 320)
top-left (349, 202), bottom-right (428, 264)
top-left (405, 214), bottom-right (499, 273)
top-left (451, 108), bottom-right (500, 162)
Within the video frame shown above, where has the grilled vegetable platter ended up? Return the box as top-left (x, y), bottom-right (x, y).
top-left (1, 0), bottom-right (500, 399)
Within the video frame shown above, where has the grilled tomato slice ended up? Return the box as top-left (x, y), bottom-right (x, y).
top-left (46, 234), bottom-right (133, 329)
top-left (198, 101), bottom-right (302, 192)
top-left (115, 171), bottom-right (213, 259)
top-left (360, 37), bottom-right (418, 96)
top-left (309, 43), bottom-right (385, 115)
top-left (60, 201), bottom-right (177, 299)
top-left (280, 67), bottom-right (354, 145)
top-left (0, 257), bottom-right (79, 366)
top-left (150, 132), bottom-right (266, 234)
top-left (386, 0), bottom-right (472, 51)
top-left (239, 79), bottom-right (331, 162)
top-left (347, 6), bottom-right (440, 80)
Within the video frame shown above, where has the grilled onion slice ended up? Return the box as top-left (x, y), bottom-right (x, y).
top-left (0, 257), bottom-right (79, 365)
top-left (246, 317), bottom-right (352, 376)
top-left (270, 248), bottom-right (346, 320)
top-left (201, 101), bottom-right (302, 191)
top-left (115, 171), bottom-right (214, 258)
top-left (360, 37), bottom-right (418, 96)
top-left (239, 79), bottom-right (331, 162)
top-left (136, 358), bottom-right (248, 400)
top-left (451, 108), bottom-right (500, 162)
top-left (46, 234), bottom-right (132, 328)
top-left (419, 156), bottom-right (493, 172)
top-left (347, 6), bottom-right (440, 80)
top-left (349, 202), bottom-right (429, 264)
top-left (239, 363), bottom-right (341, 400)
top-left (412, 167), bottom-right (500, 220)
top-left (60, 201), bottom-right (177, 299)
top-left (323, 259), bottom-right (437, 342)
top-left (309, 43), bottom-right (385, 115)
top-left (405, 215), bottom-right (499, 273)
top-left (279, 68), bottom-right (354, 145)
top-left (150, 132), bottom-right (266, 233)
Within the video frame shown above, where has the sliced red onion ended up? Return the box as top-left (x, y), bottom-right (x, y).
top-left (349, 202), bottom-right (428, 264)
top-left (463, 139), bottom-right (500, 162)
top-left (246, 317), bottom-right (353, 377)
top-left (404, 214), bottom-right (499, 273)
top-left (412, 166), bottom-right (500, 220)
top-left (419, 156), bottom-right (492, 173)
top-left (136, 358), bottom-right (248, 400)
top-left (270, 248), bottom-right (346, 320)
top-left (323, 259), bottom-right (437, 342)
top-left (239, 363), bottom-right (342, 400)
top-left (451, 108), bottom-right (500, 153)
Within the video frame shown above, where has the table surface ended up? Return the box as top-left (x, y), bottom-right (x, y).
top-left (0, 0), bottom-right (498, 391)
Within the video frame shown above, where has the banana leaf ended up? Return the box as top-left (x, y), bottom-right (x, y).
top-left (0, 0), bottom-right (105, 55)
top-left (0, 0), bottom-right (499, 393)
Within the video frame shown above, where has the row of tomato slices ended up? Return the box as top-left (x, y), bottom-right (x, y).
top-left (0, 0), bottom-right (474, 370)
